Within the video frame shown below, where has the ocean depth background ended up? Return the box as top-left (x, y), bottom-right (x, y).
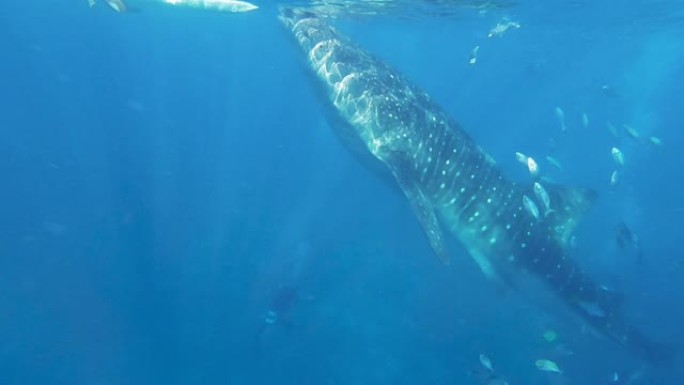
top-left (1, 0), bottom-right (683, 384)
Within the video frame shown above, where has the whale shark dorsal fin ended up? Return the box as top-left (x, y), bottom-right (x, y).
top-left (388, 155), bottom-right (450, 265)
top-left (544, 183), bottom-right (597, 247)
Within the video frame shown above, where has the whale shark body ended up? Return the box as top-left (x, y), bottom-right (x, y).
top-left (280, 8), bottom-right (674, 364)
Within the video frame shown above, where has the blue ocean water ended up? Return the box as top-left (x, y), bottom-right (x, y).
top-left (1, 0), bottom-right (683, 384)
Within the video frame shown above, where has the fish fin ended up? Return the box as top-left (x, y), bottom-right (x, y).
top-left (543, 183), bottom-right (597, 247)
top-left (388, 155), bottom-right (450, 265)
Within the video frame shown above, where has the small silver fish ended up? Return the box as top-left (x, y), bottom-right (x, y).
top-left (527, 156), bottom-right (539, 176)
top-left (555, 107), bottom-right (566, 132)
top-left (488, 19), bottom-right (521, 38)
top-left (523, 195), bottom-right (540, 220)
top-left (622, 124), bottom-right (641, 141)
top-left (615, 221), bottom-right (643, 263)
top-left (607, 121), bottom-right (619, 138)
top-left (535, 359), bottom-right (562, 373)
top-left (88, 0), bottom-right (130, 12)
top-left (105, 0), bottom-right (128, 12)
top-left (515, 151), bottom-right (528, 165)
top-left (553, 343), bottom-right (575, 356)
top-left (469, 45), bottom-right (480, 65)
top-left (611, 147), bottom-right (624, 166)
top-left (545, 156), bottom-right (562, 170)
top-left (533, 182), bottom-right (552, 216)
top-left (581, 112), bottom-right (589, 128)
top-left (479, 353), bottom-right (494, 371)
top-left (610, 170), bottom-right (620, 187)
top-left (264, 310), bottom-right (278, 324)
top-left (162, 0), bottom-right (259, 12)
top-left (649, 136), bottom-right (663, 147)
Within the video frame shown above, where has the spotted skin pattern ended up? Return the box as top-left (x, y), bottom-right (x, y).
top-left (281, 8), bottom-right (674, 364)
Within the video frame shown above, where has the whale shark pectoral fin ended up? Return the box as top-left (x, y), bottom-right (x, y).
top-left (387, 156), bottom-right (450, 265)
top-left (400, 181), bottom-right (450, 265)
top-left (544, 183), bottom-right (597, 247)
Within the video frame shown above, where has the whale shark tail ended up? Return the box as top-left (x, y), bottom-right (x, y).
top-left (620, 325), bottom-right (677, 366)
top-left (582, 293), bottom-right (678, 366)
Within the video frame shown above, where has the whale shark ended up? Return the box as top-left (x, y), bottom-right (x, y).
top-left (280, 8), bottom-right (675, 364)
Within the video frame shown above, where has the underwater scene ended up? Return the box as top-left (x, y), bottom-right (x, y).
top-left (1, 0), bottom-right (683, 384)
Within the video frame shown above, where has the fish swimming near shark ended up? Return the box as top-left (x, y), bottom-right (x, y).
top-left (615, 221), bottom-right (644, 264)
top-left (280, 8), bottom-right (675, 365)
top-left (87, 0), bottom-right (258, 13)
top-left (161, 0), bottom-right (259, 13)
top-left (88, 0), bottom-right (131, 12)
